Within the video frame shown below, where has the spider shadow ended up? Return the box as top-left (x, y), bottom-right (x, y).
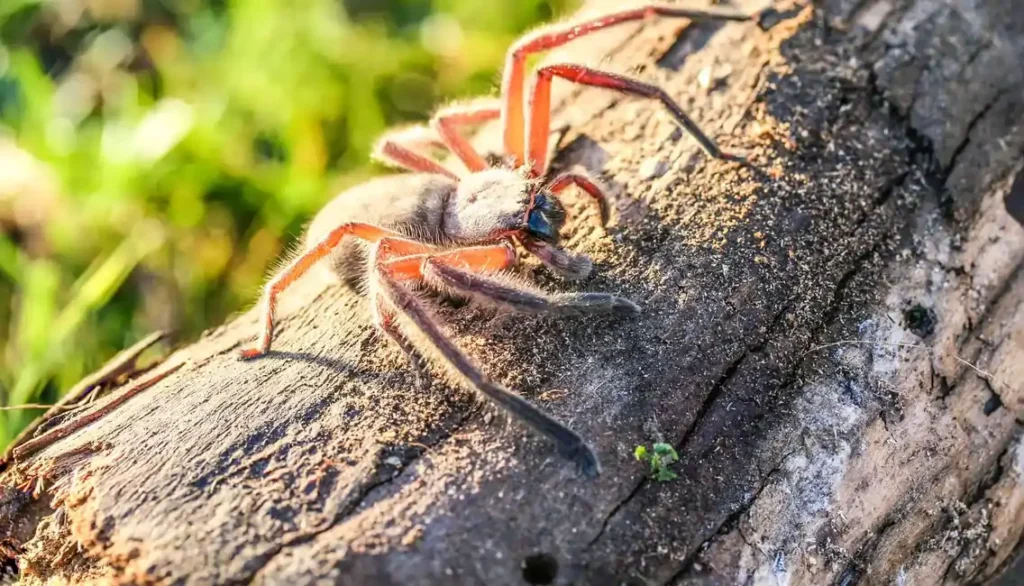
top-left (253, 350), bottom-right (369, 381)
top-left (548, 133), bottom-right (610, 179)
top-left (260, 340), bottom-right (432, 396)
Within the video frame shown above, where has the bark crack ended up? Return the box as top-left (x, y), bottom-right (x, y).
top-left (661, 447), bottom-right (800, 586)
top-left (943, 86), bottom-right (1008, 176)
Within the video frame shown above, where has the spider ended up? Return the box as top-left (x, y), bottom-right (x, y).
top-left (241, 4), bottom-right (751, 477)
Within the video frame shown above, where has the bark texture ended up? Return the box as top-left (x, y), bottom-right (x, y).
top-left (2, 0), bottom-right (1023, 584)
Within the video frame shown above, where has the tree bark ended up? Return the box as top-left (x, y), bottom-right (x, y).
top-left (3, 0), bottom-right (1023, 584)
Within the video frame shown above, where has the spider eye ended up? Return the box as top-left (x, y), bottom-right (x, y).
top-left (525, 193), bottom-right (565, 242)
top-left (526, 205), bottom-right (555, 241)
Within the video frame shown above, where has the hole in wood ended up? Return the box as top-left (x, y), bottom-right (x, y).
top-left (903, 303), bottom-right (936, 338)
top-left (521, 552), bottom-right (558, 585)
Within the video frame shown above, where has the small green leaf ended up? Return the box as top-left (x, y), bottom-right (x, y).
top-left (633, 445), bottom-right (649, 461)
top-left (635, 442), bottom-right (679, 482)
top-left (655, 468), bottom-right (678, 482)
top-left (652, 442), bottom-right (678, 460)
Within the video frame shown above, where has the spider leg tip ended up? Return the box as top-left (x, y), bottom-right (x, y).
top-left (720, 150), bottom-right (748, 164)
top-left (564, 255), bottom-right (593, 281)
top-left (238, 348), bottom-right (265, 361)
top-left (413, 370), bottom-right (432, 392)
top-left (614, 297), bottom-right (641, 315)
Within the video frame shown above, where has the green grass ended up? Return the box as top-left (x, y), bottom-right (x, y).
top-left (0, 0), bottom-right (577, 449)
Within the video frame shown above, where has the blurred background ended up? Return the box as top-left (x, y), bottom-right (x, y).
top-left (0, 0), bottom-right (577, 449)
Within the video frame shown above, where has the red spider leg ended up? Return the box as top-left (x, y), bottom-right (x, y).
top-left (373, 127), bottom-right (459, 180)
top-left (546, 170), bottom-right (611, 225)
top-left (369, 240), bottom-right (514, 388)
top-left (382, 243), bottom-right (516, 281)
top-left (501, 4), bottom-right (748, 168)
top-left (431, 100), bottom-right (501, 173)
top-left (389, 125), bottom-right (449, 151)
top-left (240, 224), bottom-right (429, 359)
top-left (528, 64), bottom-right (744, 177)
top-left (371, 254), bottom-right (600, 477)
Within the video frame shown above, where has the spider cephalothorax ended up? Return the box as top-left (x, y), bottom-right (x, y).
top-left (241, 4), bottom-right (751, 477)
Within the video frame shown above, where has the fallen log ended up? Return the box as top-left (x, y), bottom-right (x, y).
top-left (2, 0), bottom-right (1023, 584)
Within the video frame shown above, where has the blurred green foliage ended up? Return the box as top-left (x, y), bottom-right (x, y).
top-left (0, 0), bottom-right (577, 448)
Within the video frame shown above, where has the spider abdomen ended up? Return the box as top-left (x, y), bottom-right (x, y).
top-left (305, 173), bottom-right (457, 287)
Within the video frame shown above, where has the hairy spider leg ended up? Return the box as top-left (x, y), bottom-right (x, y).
top-left (380, 239), bottom-right (636, 316)
top-left (501, 4), bottom-right (749, 167)
top-left (422, 260), bottom-right (638, 316)
top-left (240, 223), bottom-right (417, 359)
top-left (372, 238), bottom-right (505, 390)
top-left (370, 248), bottom-right (600, 477)
top-left (528, 64), bottom-right (743, 178)
top-left (546, 170), bottom-right (611, 226)
top-left (369, 239), bottom-right (514, 389)
top-left (519, 237), bottom-right (593, 281)
top-left (430, 100), bottom-right (501, 173)
top-left (373, 298), bottom-right (432, 390)
top-left (373, 127), bottom-right (460, 180)
top-left (381, 124), bottom-right (449, 150)
top-left (380, 243), bottom-right (516, 281)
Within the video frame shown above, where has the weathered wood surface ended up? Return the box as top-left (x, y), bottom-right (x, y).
top-left (2, 0), bottom-right (1023, 584)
